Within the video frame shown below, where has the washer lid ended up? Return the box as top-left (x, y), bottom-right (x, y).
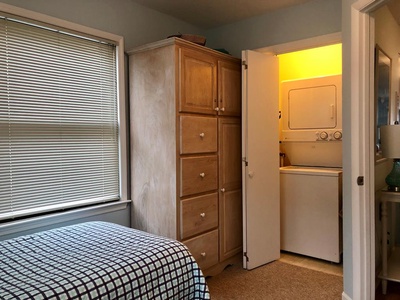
top-left (279, 166), bottom-right (342, 176)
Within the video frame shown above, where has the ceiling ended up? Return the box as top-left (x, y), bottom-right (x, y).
top-left (130, 0), bottom-right (315, 29)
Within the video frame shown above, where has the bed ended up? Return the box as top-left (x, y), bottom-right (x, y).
top-left (0, 221), bottom-right (210, 300)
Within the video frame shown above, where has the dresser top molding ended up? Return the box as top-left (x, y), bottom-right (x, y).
top-left (127, 37), bottom-right (240, 63)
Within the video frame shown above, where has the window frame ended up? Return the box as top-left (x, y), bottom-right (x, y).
top-left (0, 3), bottom-right (128, 220)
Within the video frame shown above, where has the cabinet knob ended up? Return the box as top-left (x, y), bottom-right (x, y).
top-left (220, 107), bottom-right (225, 112)
top-left (199, 172), bottom-right (205, 178)
top-left (200, 252), bottom-right (206, 257)
top-left (200, 212), bottom-right (206, 218)
top-left (220, 188), bottom-right (225, 193)
top-left (199, 132), bottom-right (205, 138)
top-left (214, 107), bottom-right (219, 112)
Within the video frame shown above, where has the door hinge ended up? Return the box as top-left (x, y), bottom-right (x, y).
top-left (242, 157), bottom-right (248, 166)
top-left (357, 176), bottom-right (364, 186)
top-left (244, 252), bottom-right (249, 262)
top-left (242, 61), bottom-right (248, 70)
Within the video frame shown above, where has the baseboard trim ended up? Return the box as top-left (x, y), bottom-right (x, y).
top-left (342, 291), bottom-right (352, 300)
top-left (0, 200), bottom-right (130, 237)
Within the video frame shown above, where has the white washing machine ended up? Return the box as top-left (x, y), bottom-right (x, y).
top-left (279, 75), bottom-right (343, 263)
top-left (280, 166), bottom-right (342, 263)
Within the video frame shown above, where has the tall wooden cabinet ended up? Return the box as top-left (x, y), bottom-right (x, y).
top-left (128, 37), bottom-right (242, 276)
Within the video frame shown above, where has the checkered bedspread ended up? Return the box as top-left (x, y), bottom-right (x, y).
top-left (0, 221), bottom-right (210, 300)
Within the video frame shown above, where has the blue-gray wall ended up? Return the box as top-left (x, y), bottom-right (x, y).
top-left (204, 0), bottom-right (341, 57)
top-left (1, 0), bottom-right (341, 56)
top-left (0, 0), bottom-right (204, 51)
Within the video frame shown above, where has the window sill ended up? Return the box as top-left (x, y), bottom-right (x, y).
top-left (0, 200), bottom-right (131, 238)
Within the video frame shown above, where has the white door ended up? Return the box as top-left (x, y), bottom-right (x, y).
top-left (242, 50), bottom-right (280, 270)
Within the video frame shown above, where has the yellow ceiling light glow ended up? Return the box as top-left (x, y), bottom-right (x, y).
top-left (278, 43), bottom-right (342, 82)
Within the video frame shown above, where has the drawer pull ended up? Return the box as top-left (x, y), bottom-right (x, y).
top-left (200, 212), bottom-right (206, 218)
top-left (200, 252), bottom-right (206, 257)
top-left (199, 172), bottom-right (205, 178)
top-left (220, 188), bottom-right (225, 193)
top-left (199, 132), bottom-right (205, 138)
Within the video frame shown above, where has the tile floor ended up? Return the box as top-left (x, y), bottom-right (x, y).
top-left (279, 251), bottom-right (343, 277)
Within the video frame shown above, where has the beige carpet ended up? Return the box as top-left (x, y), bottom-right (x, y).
top-left (206, 261), bottom-right (343, 300)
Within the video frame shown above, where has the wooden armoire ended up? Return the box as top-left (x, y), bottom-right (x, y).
top-left (128, 37), bottom-right (242, 276)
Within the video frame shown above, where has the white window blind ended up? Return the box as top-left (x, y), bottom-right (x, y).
top-left (0, 16), bottom-right (120, 221)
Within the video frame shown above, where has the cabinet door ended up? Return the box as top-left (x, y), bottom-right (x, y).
top-left (218, 60), bottom-right (241, 117)
top-left (179, 47), bottom-right (217, 115)
top-left (219, 118), bottom-right (242, 261)
top-left (219, 118), bottom-right (242, 190)
top-left (219, 189), bottom-right (242, 261)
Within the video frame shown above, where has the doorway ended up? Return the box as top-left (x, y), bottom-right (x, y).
top-left (242, 34), bottom-right (343, 271)
top-left (372, 2), bottom-right (400, 298)
top-left (279, 44), bottom-right (343, 265)
top-left (245, 1), bottom-right (400, 298)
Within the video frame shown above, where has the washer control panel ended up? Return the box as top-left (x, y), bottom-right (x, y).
top-left (281, 129), bottom-right (343, 142)
top-left (316, 130), bottom-right (342, 141)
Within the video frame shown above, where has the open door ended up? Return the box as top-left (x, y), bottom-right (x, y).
top-left (242, 50), bottom-right (280, 270)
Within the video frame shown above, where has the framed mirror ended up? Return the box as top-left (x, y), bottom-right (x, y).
top-left (375, 45), bottom-right (391, 160)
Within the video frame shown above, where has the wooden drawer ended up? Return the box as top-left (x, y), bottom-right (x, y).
top-left (180, 116), bottom-right (217, 154)
top-left (180, 193), bottom-right (218, 240)
top-left (183, 230), bottom-right (219, 271)
top-left (180, 155), bottom-right (218, 197)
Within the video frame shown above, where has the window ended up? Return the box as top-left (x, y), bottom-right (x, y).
top-left (0, 7), bottom-right (127, 221)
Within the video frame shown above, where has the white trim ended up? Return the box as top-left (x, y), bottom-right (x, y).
top-left (355, 0), bottom-right (388, 12)
top-left (0, 200), bottom-right (131, 237)
top-left (348, 4), bottom-right (371, 299)
top-left (342, 291), bottom-right (352, 300)
top-left (351, 6), bottom-right (365, 298)
top-left (0, 3), bottom-right (122, 43)
top-left (368, 11), bottom-right (377, 299)
top-left (348, 0), bottom-right (388, 298)
top-left (255, 32), bottom-right (342, 55)
top-left (117, 39), bottom-right (128, 201)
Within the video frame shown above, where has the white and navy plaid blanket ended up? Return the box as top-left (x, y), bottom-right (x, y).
top-left (0, 221), bottom-right (210, 300)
